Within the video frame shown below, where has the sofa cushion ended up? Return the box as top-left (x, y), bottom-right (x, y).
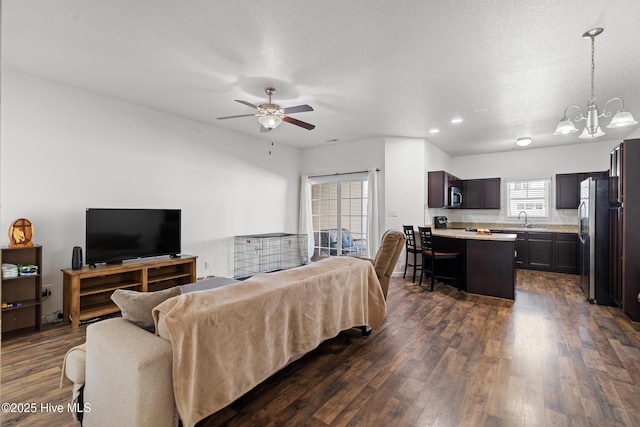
top-left (111, 287), bottom-right (182, 331)
top-left (341, 229), bottom-right (354, 248)
top-left (327, 229), bottom-right (338, 244)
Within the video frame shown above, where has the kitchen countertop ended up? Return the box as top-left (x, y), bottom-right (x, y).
top-left (448, 222), bottom-right (578, 233)
top-left (431, 228), bottom-right (517, 241)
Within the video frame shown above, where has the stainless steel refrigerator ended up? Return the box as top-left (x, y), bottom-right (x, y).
top-left (578, 177), bottom-right (614, 305)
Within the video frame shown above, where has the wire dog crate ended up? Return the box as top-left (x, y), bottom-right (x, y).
top-left (234, 233), bottom-right (308, 279)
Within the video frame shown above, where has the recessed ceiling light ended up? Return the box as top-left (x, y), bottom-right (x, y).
top-left (429, 129), bottom-right (440, 134)
top-left (451, 118), bottom-right (463, 124)
top-left (517, 137), bottom-right (532, 147)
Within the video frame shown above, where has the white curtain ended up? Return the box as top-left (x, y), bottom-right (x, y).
top-left (367, 168), bottom-right (380, 258)
top-left (299, 175), bottom-right (314, 262)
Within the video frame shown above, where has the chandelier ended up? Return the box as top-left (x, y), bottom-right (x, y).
top-left (554, 28), bottom-right (637, 138)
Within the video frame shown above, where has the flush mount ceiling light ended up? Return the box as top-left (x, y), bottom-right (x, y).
top-left (554, 28), bottom-right (638, 139)
top-left (517, 137), bottom-right (532, 147)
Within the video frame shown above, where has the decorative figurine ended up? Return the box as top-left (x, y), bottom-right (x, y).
top-left (9, 218), bottom-right (34, 248)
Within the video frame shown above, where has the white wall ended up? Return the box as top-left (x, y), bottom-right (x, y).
top-left (423, 139), bottom-right (453, 225)
top-left (1, 70), bottom-right (302, 317)
top-left (384, 137), bottom-right (425, 231)
top-left (384, 137), bottom-right (451, 276)
top-left (451, 140), bottom-right (619, 178)
top-left (300, 137), bottom-right (385, 178)
top-left (300, 136), bottom-right (386, 232)
top-left (300, 136), bottom-right (455, 235)
top-left (628, 127), bottom-right (640, 139)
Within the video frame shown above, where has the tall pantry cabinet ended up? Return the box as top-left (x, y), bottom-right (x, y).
top-left (610, 138), bottom-right (640, 321)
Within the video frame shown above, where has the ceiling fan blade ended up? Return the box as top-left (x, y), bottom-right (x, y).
top-left (235, 100), bottom-right (259, 109)
top-left (281, 104), bottom-right (314, 114)
top-left (283, 116), bottom-right (316, 130)
top-left (259, 125), bottom-right (272, 133)
top-left (217, 113), bottom-right (257, 120)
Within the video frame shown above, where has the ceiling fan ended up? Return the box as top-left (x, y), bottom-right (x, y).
top-left (217, 87), bottom-right (315, 132)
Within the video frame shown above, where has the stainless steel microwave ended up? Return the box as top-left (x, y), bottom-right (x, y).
top-left (450, 186), bottom-right (462, 208)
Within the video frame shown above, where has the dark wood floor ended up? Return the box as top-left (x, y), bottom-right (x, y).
top-left (2, 270), bottom-right (640, 426)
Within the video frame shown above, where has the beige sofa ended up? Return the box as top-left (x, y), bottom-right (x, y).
top-left (84, 317), bottom-right (175, 427)
top-left (65, 256), bottom-right (387, 427)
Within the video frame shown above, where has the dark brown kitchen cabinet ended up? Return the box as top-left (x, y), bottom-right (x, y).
top-left (427, 171), bottom-right (445, 208)
top-left (610, 144), bottom-right (623, 204)
top-left (515, 232), bottom-right (527, 267)
top-left (554, 233), bottom-right (579, 274)
top-left (428, 170), bottom-right (460, 208)
top-left (428, 171), bottom-right (500, 209)
top-left (482, 178), bottom-right (501, 209)
top-left (512, 231), bottom-right (578, 274)
top-left (614, 138), bottom-right (640, 321)
top-left (461, 178), bottom-right (501, 209)
top-left (461, 179), bottom-right (482, 209)
top-left (527, 232), bottom-right (553, 269)
top-left (556, 173), bottom-right (580, 209)
top-left (556, 171), bottom-right (608, 209)
top-left (609, 206), bottom-right (623, 306)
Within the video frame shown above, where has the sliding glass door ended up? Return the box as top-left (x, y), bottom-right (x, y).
top-left (311, 177), bottom-right (368, 258)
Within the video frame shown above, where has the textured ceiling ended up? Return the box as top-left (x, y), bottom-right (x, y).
top-left (2, 0), bottom-right (640, 155)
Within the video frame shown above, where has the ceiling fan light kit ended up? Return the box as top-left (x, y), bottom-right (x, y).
top-left (554, 27), bottom-right (638, 138)
top-left (217, 87), bottom-right (315, 132)
top-left (257, 114), bottom-right (283, 130)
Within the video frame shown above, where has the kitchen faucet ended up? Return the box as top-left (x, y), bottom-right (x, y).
top-left (518, 211), bottom-right (531, 228)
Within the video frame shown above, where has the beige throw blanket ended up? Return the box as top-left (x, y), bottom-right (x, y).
top-left (153, 256), bottom-right (386, 427)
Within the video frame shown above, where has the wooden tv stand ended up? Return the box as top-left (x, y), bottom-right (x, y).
top-left (62, 255), bottom-right (197, 328)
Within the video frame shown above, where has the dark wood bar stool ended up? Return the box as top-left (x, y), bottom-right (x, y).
top-left (418, 226), bottom-right (461, 291)
top-left (402, 225), bottom-right (422, 282)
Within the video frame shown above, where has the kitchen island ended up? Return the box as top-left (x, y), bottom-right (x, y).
top-left (430, 228), bottom-right (517, 300)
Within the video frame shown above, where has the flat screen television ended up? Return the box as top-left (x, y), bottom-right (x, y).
top-left (85, 208), bottom-right (181, 265)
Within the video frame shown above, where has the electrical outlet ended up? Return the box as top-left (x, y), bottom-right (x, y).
top-left (42, 284), bottom-right (53, 297)
top-left (204, 261), bottom-right (211, 269)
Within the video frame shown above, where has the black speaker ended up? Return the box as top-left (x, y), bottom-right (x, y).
top-left (72, 246), bottom-right (83, 270)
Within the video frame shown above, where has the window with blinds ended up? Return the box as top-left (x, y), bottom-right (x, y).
top-left (506, 179), bottom-right (550, 217)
